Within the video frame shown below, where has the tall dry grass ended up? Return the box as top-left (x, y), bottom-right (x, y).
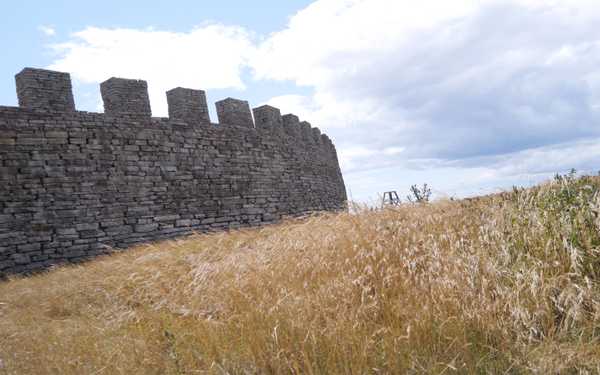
top-left (1, 173), bottom-right (600, 374)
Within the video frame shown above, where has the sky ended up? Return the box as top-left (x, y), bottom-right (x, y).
top-left (2, 0), bottom-right (600, 203)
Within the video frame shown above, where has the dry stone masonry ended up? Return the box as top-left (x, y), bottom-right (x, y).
top-left (0, 67), bottom-right (347, 276)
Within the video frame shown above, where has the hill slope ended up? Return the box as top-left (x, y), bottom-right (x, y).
top-left (1, 174), bottom-right (600, 373)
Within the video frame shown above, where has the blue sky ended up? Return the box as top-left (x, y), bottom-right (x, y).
top-left (0, 1), bottom-right (312, 107)
top-left (3, 0), bottom-right (600, 203)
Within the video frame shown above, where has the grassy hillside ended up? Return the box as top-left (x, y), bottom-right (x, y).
top-left (1, 173), bottom-right (600, 374)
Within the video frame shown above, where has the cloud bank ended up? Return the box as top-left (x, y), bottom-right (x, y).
top-left (253, 0), bottom-right (600, 172)
top-left (47, 0), bottom-right (600, 199)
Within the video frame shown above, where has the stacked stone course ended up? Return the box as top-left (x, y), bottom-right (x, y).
top-left (0, 67), bottom-right (347, 276)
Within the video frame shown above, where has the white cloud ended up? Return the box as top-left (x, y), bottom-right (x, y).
top-left (38, 25), bottom-right (56, 36)
top-left (264, 94), bottom-right (320, 121)
top-left (49, 25), bottom-right (255, 116)
top-left (251, 0), bottom-right (600, 173)
top-left (253, 0), bottom-right (479, 85)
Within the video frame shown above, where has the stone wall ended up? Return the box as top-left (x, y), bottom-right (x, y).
top-left (0, 68), bottom-right (346, 276)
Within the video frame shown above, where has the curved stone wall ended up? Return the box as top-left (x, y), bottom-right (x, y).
top-left (0, 68), bottom-right (346, 275)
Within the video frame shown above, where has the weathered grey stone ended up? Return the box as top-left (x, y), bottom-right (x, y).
top-left (167, 87), bottom-right (210, 125)
top-left (11, 253), bottom-right (30, 265)
top-left (101, 77), bottom-right (151, 117)
top-left (175, 219), bottom-right (192, 227)
top-left (282, 114), bottom-right (301, 138)
top-left (311, 127), bottom-right (322, 144)
top-left (17, 243), bottom-right (41, 252)
top-left (15, 68), bottom-right (75, 112)
top-left (76, 223), bottom-right (99, 231)
top-left (216, 98), bottom-right (254, 128)
top-left (253, 105), bottom-right (283, 135)
top-left (299, 121), bottom-right (315, 144)
top-left (135, 223), bottom-right (159, 233)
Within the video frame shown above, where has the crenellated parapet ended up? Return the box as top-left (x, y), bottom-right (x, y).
top-left (253, 105), bottom-right (284, 136)
top-left (299, 121), bottom-right (315, 145)
top-left (15, 68), bottom-right (75, 112)
top-left (320, 134), bottom-right (340, 165)
top-left (311, 127), bottom-right (322, 145)
top-left (101, 77), bottom-right (152, 118)
top-left (215, 97), bottom-right (254, 128)
top-left (8, 67), bottom-right (342, 163)
top-left (282, 114), bottom-right (301, 138)
top-left (12, 67), bottom-right (336, 147)
top-left (0, 67), bottom-right (347, 276)
top-left (167, 87), bottom-right (210, 125)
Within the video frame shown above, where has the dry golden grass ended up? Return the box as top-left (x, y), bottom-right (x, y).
top-left (1, 173), bottom-right (600, 374)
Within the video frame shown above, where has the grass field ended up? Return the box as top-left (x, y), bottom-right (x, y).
top-left (1, 173), bottom-right (600, 374)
